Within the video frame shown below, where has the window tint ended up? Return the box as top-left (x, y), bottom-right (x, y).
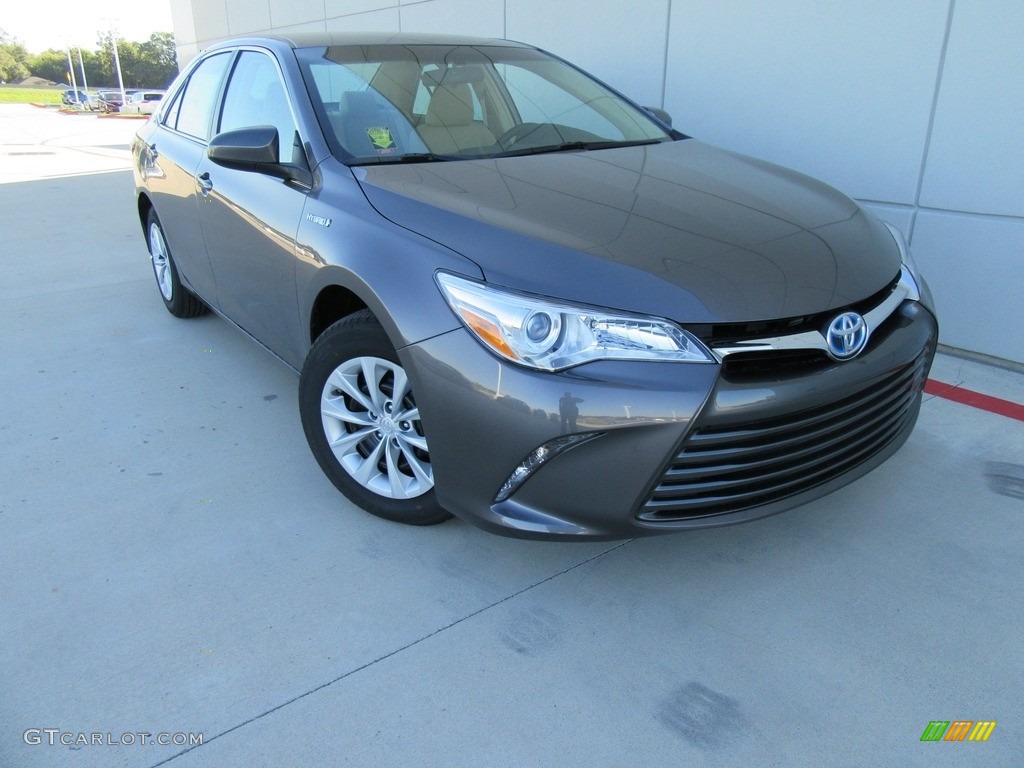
top-left (302, 55), bottom-right (428, 159)
top-left (219, 51), bottom-right (298, 164)
top-left (501, 64), bottom-right (622, 139)
top-left (412, 66), bottom-right (484, 122)
top-left (162, 87), bottom-right (184, 127)
top-left (296, 45), bottom-right (669, 162)
top-left (174, 52), bottom-right (232, 140)
top-left (306, 61), bottom-right (380, 103)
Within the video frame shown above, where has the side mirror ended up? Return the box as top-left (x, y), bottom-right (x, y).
top-left (208, 126), bottom-right (280, 168)
top-left (208, 126), bottom-right (311, 185)
top-left (644, 106), bottom-right (673, 127)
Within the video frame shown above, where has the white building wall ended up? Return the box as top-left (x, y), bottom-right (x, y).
top-left (171, 0), bottom-right (1024, 364)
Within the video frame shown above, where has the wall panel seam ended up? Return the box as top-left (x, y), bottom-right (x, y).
top-left (911, 0), bottom-right (957, 242)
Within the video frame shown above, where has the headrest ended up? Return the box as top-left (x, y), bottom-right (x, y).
top-left (426, 84), bottom-right (475, 127)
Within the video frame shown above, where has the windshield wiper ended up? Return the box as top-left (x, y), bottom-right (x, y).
top-left (489, 138), bottom-right (665, 159)
top-left (349, 152), bottom-right (456, 166)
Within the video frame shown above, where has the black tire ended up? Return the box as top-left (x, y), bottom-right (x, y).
top-left (145, 209), bottom-right (208, 319)
top-left (299, 310), bottom-right (451, 526)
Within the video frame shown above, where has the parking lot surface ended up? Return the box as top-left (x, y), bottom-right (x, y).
top-left (1, 105), bottom-right (1022, 767)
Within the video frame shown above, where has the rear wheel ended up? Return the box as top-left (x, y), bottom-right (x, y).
top-left (299, 311), bottom-right (450, 526)
top-left (146, 209), bottom-right (207, 318)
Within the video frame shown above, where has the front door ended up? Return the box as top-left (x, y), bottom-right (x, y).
top-left (195, 49), bottom-right (310, 366)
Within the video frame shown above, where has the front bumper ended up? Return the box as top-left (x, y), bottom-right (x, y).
top-left (403, 300), bottom-right (938, 539)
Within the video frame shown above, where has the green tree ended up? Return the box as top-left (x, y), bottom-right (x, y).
top-left (96, 32), bottom-right (121, 87)
top-left (93, 33), bottom-right (115, 86)
top-left (75, 48), bottom-right (104, 88)
top-left (27, 49), bottom-right (68, 84)
top-left (0, 34), bottom-right (31, 82)
top-left (140, 32), bottom-right (178, 83)
top-left (98, 32), bottom-right (175, 88)
top-left (27, 31), bottom-right (178, 89)
top-left (120, 32), bottom-right (177, 88)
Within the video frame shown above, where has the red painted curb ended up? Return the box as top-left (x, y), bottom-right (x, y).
top-left (925, 379), bottom-right (1024, 422)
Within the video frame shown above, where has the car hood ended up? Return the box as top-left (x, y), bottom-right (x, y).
top-left (352, 140), bottom-right (899, 323)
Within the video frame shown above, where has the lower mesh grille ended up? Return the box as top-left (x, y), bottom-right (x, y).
top-left (638, 350), bottom-right (929, 521)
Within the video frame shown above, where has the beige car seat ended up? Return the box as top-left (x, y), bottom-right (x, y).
top-left (419, 83), bottom-right (497, 154)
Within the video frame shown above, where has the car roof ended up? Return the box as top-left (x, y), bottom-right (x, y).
top-left (202, 31), bottom-right (532, 52)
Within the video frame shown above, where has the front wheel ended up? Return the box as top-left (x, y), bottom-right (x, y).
top-left (299, 311), bottom-right (451, 526)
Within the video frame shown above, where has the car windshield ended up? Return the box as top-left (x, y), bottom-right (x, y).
top-left (296, 44), bottom-right (673, 164)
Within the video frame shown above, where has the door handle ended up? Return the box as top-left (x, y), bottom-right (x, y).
top-left (197, 172), bottom-right (213, 194)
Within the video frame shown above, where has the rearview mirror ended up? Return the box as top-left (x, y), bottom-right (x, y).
top-left (421, 65), bottom-right (485, 87)
top-left (644, 106), bottom-right (673, 127)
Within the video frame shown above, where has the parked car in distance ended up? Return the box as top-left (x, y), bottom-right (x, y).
top-left (122, 90), bottom-right (165, 114)
top-left (98, 89), bottom-right (132, 113)
top-left (132, 33), bottom-right (938, 539)
top-left (61, 89), bottom-right (96, 109)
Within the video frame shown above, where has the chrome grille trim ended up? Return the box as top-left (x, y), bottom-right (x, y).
top-left (710, 267), bottom-right (918, 360)
top-left (638, 349), bottom-right (928, 521)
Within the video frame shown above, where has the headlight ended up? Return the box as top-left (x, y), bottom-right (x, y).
top-left (436, 273), bottom-right (714, 371)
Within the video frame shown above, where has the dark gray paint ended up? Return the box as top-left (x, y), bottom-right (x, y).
top-left (403, 301), bottom-right (935, 538)
top-left (133, 33), bottom-right (938, 538)
top-left (357, 141), bottom-right (899, 323)
top-left (138, 131), bottom-right (221, 303)
top-left (195, 154), bottom-right (306, 362)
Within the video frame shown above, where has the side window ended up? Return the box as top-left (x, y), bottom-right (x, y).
top-left (162, 88), bottom-right (184, 127)
top-left (174, 52), bottom-right (232, 140)
top-left (218, 51), bottom-right (299, 164)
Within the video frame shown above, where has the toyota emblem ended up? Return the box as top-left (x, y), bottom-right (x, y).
top-left (826, 312), bottom-right (868, 360)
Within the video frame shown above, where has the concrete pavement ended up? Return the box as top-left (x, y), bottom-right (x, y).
top-left (1, 104), bottom-right (1022, 767)
top-left (0, 105), bottom-right (137, 184)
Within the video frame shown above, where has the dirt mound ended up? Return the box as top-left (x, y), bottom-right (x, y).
top-left (19, 76), bottom-right (59, 86)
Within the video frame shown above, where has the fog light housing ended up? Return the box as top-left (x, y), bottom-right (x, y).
top-left (494, 433), bottom-right (601, 503)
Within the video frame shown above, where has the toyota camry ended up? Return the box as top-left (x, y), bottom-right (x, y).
top-left (131, 33), bottom-right (938, 539)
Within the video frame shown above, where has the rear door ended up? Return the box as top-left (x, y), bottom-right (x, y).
top-left (194, 48), bottom-right (310, 366)
top-left (142, 51), bottom-right (233, 305)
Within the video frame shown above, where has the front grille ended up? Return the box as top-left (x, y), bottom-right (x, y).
top-left (638, 349), bottom-right (929, 521)
top-left (720, 349), bottom-right (831, 378)
top-left (684, 271), bottom-right (901, 347)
